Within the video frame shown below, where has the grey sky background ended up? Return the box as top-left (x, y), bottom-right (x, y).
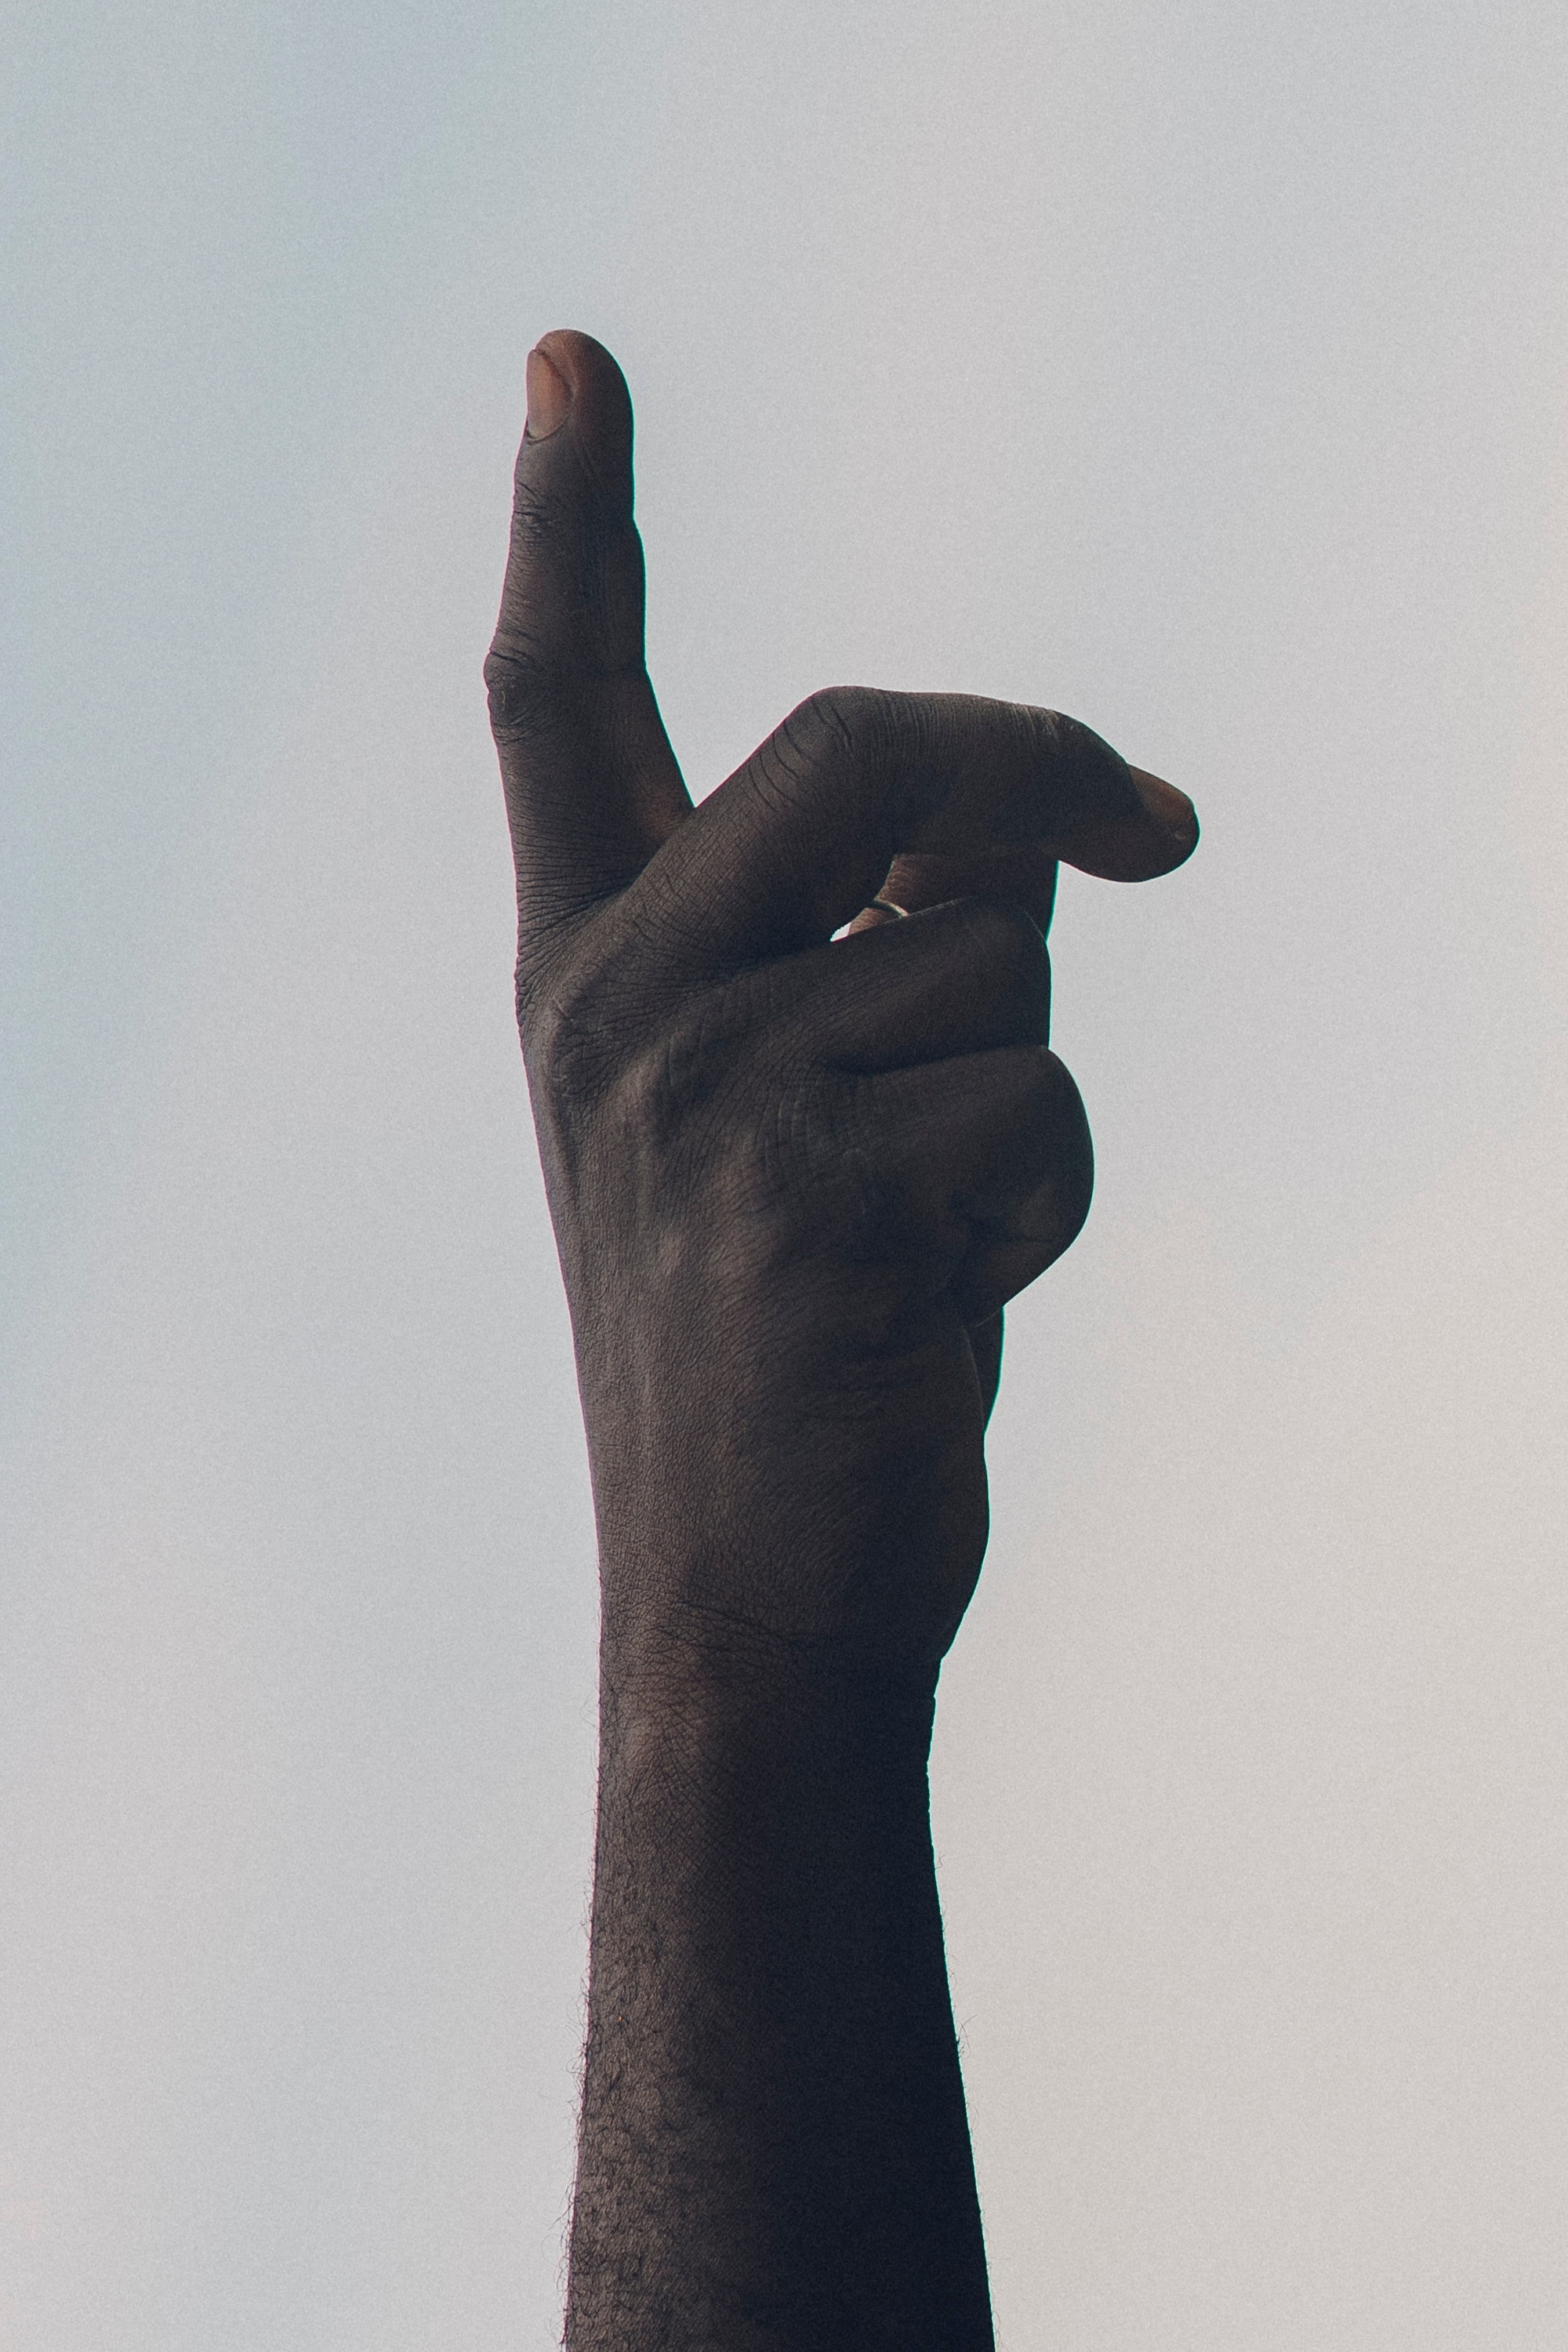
top-left (4, 2), bottom-right (1566, 2343)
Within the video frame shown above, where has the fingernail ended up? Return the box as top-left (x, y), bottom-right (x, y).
top-left (1128, 765), bottom-right (1198, 844)
top-left (524, 345), bottom-right (572, 439)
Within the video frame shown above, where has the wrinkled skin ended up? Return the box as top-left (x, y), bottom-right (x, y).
top-left (485, 331), bottom-right (1196, 2350)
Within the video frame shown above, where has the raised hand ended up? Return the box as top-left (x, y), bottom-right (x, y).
top-left (485, 331), bottom-right (1196, 2349)
top-left (485, 331), bottom-right (1195, 1675)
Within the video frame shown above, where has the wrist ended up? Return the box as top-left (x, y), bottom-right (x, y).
top-left (600, 1591), bottom-right (939, 1755)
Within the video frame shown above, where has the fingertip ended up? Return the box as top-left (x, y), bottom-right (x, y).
top-left (522, 329), bottom-right (634, 490)
top-left (1128, 767), bottom-right (1200, 869)
top-left (1060, 767), bottom-right (1199, 881)
top-left (524, 346), bottom-right (571, 439)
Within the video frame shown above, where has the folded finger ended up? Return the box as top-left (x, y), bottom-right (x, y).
top-left (845, 844), bottom-right (1061, 939)
top-left (775, 895), bottom-right (1051, 1072)
top-left (867, 1046), bottom-right (1094, 1320)
top-left (867, 1044), bottom-right (1089, 1225)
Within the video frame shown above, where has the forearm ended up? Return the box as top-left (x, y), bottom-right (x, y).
top-left (564, 1624), bottom-right (993, 2350)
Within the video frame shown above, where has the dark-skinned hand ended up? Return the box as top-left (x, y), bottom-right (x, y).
top-left (485, 330), bottom-right (1196, 2350)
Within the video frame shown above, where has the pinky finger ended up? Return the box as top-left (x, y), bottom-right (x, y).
top-left (968, 1309), bottom-right (1005, 1428)
top-left (953, 1063), bottom-right (1094, 1323)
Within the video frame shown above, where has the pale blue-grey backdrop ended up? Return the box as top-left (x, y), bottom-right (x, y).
top-left (5, 3), bottom-right (1566, 2343)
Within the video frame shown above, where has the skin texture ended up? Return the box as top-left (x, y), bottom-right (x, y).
top-left (484, 331), bottom-right (1197, 2350)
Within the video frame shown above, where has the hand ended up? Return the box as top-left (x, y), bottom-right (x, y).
top-left (484, 330), bottom-right (1196, 1687)
top-left (486, 330), bottom-right (1196, 2348)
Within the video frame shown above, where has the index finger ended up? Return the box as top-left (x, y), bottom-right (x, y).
top-left (482, 332), bottom-right (690, 951)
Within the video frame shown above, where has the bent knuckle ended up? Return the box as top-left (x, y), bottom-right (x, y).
top-left (1020, 1041), bottom-right (1082, 1123)
top-left (970, 1049), bottom-right (1083, 1186)
top-left (1028, 1054), bottom-right (1093, 1192)
top-left (957, 894), bottom-right (1047, 975)
top-left (933, 899), bottom-right (1050, 1039)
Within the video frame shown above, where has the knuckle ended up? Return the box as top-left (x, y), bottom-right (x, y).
top-left (622, 1002), bottom-right (735, 1138)
top-left (1028, 1051), bottom-right (1092, 1182)
top-left (954, 1054), bottom-right (1093, 1287)
top-left (507, 470), bottom-right (560, 551)
top-left (946, 898), bottom-right (1051, 1035)
top-left (516, 971), bottom-right (597, 1095)
top-left (980, 1050), bottom-right (1081, 1179)
top-left (519, 933), bottom-right (643, 1095)
top-left (795, 684), bottom-right (889, 765)
top-left (957, 892), bottom-right (1046, 971)
top-left (523, 942), bottom-right (755, 1152)
top-left (483, 639), bottom-right (572, 742)
top-left (1017, 1039), bottom-right (1072, 1115)
top-left (1036, 706), bottom-right (1123, 794)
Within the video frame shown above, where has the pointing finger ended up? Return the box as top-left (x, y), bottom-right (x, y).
top-left (482, 332), bottom-right (690, 956)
